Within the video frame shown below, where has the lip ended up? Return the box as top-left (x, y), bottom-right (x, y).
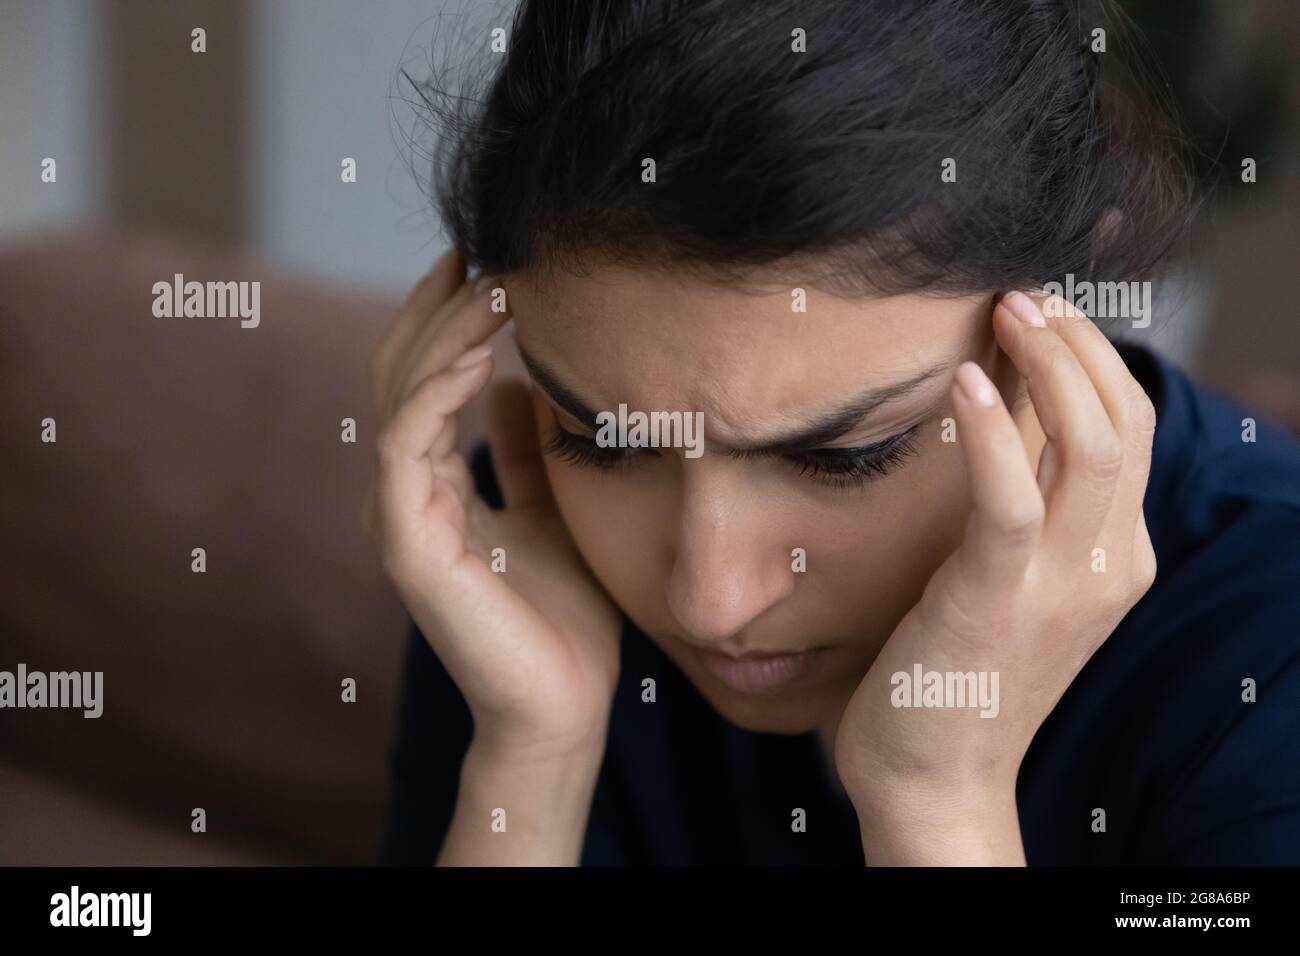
top-left (689, 645), bottom-right (823, 695)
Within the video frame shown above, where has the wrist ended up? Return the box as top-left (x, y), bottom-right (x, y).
top-left (849, 773), bottom-right (1024, 866)
top-left (467, 719), bottom-right (609, 775)
top-left (440, 732), bottom-right (608, 866)
top-left (470, 705), bottom-right (612, 766)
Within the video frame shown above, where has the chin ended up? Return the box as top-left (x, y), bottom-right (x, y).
top-left (702, 688), bottom-right (834, 735)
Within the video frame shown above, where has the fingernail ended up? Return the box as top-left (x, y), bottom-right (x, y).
top-left (956, 362), bottom-right (997, 407)
top-left (1003, 290), bottom-right (1046, 327)
top-left (451, 343), bottom-right (493, 369)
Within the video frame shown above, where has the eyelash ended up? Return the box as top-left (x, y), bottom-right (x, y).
top-left (541, 423), bottom-right (922, 489)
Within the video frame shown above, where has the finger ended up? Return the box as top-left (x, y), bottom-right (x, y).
top-left (426, 348), bottom-right (494, 498)
top-left (391, 279), bottom-right (508, 416)
top-left (1039, 294), bottom-right (1157, 537)
top-left (371, 249), bottom-right (464, 410)
top-left (487, 380), bottom-right (556, 511)
top-left (949, 361), bottom-right (1045, 590)
top-left (375, 352), bottom-right (495, 564)
top-left (383, 278), bottom-right (482, 421)
top-left (996, 349), bottom-right (1051, 484)
top-left (994, 291), bottom-right (1123, 556)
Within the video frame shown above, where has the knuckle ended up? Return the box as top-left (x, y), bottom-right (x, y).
top-left (997, 500), bottom-right (1046, 547)
top-left (1101, 579), bottom-right (1133, 614)
top-left (1056, 296), bottom-right (1090, 328)
top-left (377, 546), bottom-right (413, 585)
top-left (1127, 387), bottom-right (1158, 436)
top-left (1132, 541), bottom-right (1158, 595)
top-left (1081, 429), bottom-right (1124, 479)
top-left (375, 428), bottom-right (404, 466)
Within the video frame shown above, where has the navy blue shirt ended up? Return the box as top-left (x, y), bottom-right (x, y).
top-left (378, 344), bottom-right (1300, 865)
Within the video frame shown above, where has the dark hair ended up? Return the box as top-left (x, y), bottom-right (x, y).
top-left (411, 0), bottom-right (1197, 296)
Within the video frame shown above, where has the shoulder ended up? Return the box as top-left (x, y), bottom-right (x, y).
top-left (1021, 346), bottom-right (1300, 863)
top-left (1117, 342), bottom-right (1300, 598)
top-left (1125, 342), bottom-right (1300, 516)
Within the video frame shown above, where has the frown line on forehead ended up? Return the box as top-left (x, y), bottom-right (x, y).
top-left (517, 344), bottom-right (959, 454)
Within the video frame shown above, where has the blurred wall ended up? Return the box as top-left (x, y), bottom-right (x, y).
top-left (0, 0), bottom-right (509, 293)
top-left (0, 0), bottom-right (106, 236)
top-left (249, 0), bottom-right (491, 290)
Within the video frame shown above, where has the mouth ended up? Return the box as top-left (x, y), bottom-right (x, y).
top-left (686, 644), bottom-right (825, 695)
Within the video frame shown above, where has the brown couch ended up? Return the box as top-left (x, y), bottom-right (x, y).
top-left (0, 232), bottom-right (417, 864)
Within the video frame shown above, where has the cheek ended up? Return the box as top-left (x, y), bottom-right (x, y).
top-left (795, 439), bottom-right (969, 640)
top-left (549, 471), bottom-right (669, 626)
top-left (533, 410), bottom-right (669, 620)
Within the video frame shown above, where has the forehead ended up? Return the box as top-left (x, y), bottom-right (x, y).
top-left (507, 266), bottom-right (986, 426)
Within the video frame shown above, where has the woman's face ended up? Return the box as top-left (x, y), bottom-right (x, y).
top-left (507, 266), bottom-right (1012, 735)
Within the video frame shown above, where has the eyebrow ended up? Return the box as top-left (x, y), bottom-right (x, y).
top-left (517, 345), bottom-right (955, 455)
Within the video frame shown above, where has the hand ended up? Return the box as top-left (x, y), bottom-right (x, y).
top-left (364, 251), bottom-right (622, 761)
top-left (833, 291), bottom-right (1158, 860)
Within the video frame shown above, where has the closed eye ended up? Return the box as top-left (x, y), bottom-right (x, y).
top-left (541, 419), bottom-right (922, 489)
top-left (776, 425), bottom-right (921, 488)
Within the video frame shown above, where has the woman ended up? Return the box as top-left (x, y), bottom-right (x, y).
top-left (366, 0), bottom-right (1300, 865)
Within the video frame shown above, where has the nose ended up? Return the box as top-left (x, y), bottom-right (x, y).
top-left (664, 470), bottom-right (794, 646)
